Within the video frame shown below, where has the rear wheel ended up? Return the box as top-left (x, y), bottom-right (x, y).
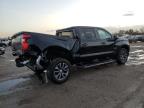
top-left (0, 51), bottom-right (2, 55)
top-left (47, 58), bottom-right (71, 84)
top-left (117, 48), bottom-right (129, 65)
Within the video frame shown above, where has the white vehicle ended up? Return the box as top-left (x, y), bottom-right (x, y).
top-left (0, 46), bottom-right (5, 55)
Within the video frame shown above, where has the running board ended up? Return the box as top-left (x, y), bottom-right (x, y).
top-left (77, 60), bottom-right (115, 69)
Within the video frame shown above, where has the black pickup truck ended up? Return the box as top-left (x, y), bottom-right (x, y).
top-left (12, 26), bottom-right (130, 84)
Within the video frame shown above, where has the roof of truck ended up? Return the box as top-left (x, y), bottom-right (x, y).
top-left (12, 26), bottom-right (105, 38)
top-left (56, 26), bottom-right (103, 32)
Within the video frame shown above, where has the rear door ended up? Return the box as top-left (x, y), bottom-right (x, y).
top-left (78, 28), bottom-right (103, 58)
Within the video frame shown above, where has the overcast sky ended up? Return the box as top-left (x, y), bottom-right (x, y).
top-left (0, 0), bottom-right (144, 37)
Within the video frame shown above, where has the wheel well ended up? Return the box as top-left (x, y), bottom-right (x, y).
top-left (121, 45), bottom-right (130, 52)
top-left (29, 45), bottom-right (41, 54)
top-left (44, 46), bottom-right (73, 63)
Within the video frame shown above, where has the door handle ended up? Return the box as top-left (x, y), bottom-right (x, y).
top-left (101, 42), bottom-right (106, 44)
top-left (81, 43), bottom-right (88, 47)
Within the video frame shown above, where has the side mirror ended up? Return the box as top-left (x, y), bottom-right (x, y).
top-left (113, 35), bottom-right (118, 40)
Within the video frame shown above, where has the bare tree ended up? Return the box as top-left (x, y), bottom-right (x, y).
top-left (140, 27), bottom-right (144, 34)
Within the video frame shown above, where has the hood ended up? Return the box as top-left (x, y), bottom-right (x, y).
top-left (116, 37), bottom-right (128, 41)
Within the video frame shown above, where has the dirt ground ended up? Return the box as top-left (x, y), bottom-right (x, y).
top-left (0, 42), bottom-right (144, 108)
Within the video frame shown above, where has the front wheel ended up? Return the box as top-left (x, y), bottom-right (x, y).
top-left (47, 58), bottom-right (71, 84)
top-left (116, 48), bottom-right (129, 65)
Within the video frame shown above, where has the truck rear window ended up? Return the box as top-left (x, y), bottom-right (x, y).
top-left (57, 31), bottom-right (73, 38)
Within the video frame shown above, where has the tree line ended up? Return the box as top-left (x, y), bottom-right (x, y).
top-left (114, 27), bottom-right (144, 36)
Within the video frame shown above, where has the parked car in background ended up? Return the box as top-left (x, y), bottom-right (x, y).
top-left (123, 35), bottom-right (144, 43)
top-left (0, 42), bottom-right (7, 48)
top-left (0, 45), bottom-right (5, 55)
top-left (128, 35), bottom-right (137, 43)
top-left (135, 35), bottom-right (144, 42)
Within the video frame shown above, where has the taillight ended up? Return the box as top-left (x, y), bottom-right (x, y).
top-left (22, 33), bottom-right (31, 51)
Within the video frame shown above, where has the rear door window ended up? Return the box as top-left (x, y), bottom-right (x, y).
top-left (80, 28), bottom-right (98, 42)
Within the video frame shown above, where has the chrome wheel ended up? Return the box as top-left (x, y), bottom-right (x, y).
top-left (53, 62), bottom-right (70, 81)
top-left (117, 48), bottom-right (129, 64)
top-left (47, 58), bottom-right (71, 84)
top-left (119, 48), bottom-right (128, 63)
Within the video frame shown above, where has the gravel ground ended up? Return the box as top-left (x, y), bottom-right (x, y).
top-left (0, 43), bottom-right (144, 108)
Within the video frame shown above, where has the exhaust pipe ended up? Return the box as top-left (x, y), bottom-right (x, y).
top-left (16, 58), bottom-right (29, 67)
top-left (36, 55), bottom-right (43, 69)
top-left (36, 55), bottom-right (49, 83)
top-left (22, 60), bottom-right (29, 65)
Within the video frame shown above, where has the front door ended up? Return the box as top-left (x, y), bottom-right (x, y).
top-left (78, 27), bottom-right (115, 59)
top-left (95, 28), bottom-right (115, 56)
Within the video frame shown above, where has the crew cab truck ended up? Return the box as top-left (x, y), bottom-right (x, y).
top-left (11, 26), bottom-right (130, 84)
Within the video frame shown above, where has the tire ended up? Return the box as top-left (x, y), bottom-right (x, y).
top-left (0, 51), bottom-right (4, 55)
top-left (47, 58), bottom-right (71, 84)
top-left (0, 51), bottom-right (2, 55)
top-left (117, 48), bottom-right (129, 65)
